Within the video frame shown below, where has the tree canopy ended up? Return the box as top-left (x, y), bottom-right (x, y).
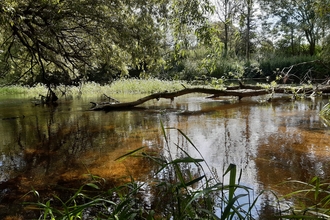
top-left (260, 0), bottom-right (328, 56)
top-left (0, 0), bottom-right (213, 85)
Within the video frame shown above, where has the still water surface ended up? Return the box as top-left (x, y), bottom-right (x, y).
top-left (0, 93), bottom-right (330, 218)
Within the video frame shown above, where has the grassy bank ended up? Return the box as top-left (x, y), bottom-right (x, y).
top-left (0, 79), bottom-right (188, 98)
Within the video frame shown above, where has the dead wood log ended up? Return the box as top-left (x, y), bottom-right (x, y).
top-left (89, 87), bottom-right (270, 111)
top-left (89, 84), bottom-right (330, 111)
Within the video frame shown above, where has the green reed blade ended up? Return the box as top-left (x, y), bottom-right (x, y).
top-left (114, 146), bottom-right (145, 161)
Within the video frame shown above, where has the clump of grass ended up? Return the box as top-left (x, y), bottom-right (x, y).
top-left (320, 102), bottom-right (330, 119)
top-left (278, 177), bottom-right (330, 219)
top-left (66, 79), bottom-right (189, 98)
top-left (75, 78), bottom-right (188, 96)
top-left (0, 84), bottom-right (47, 96)
top-left (320, 102), bottom-right (330, 127)
top-left (107, 78), bottom-right (186, 94)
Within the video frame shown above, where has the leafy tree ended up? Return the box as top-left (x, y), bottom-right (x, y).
top-left (0, 0), bottom-right (213, 88)
top-left (214, 0), bottom-right (241, 57)
top-left (315, 0), bottom-right (330, 65)
top-left (314, 0), bottom-right (330, 19)
top-left (213, 0), bottom-right (258, 61)
top-left (242, 0), bottom-right (255, 61)
top-left (260, 0), bottom-right (324, 56)
top-left (1, 0), bottom-right (102, 85)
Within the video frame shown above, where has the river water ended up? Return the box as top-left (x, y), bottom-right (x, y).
top-left (0, 93), bottom-right (330, 218)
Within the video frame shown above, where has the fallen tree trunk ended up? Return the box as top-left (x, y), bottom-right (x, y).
top-left (90, 87), bottom-right (269, 111)
top-left (89, 84), bottom-right (330, 111)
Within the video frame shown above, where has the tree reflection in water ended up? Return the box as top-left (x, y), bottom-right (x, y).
top-left (0, 95), bottom-right (329, 218)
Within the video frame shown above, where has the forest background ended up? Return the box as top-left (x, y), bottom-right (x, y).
top-left (1, 0), bottom-right (330, 88)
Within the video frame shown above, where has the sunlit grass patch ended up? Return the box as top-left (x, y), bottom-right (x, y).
top-left (0, 79), bottom-right (189, 98)
top-left (0, 78), bottom-right (225, 99)
top-left (106, 78), bottom-right (187, 94)
top-left (69, 79), bottom-right (189, 98)
top-left (79, 78), bottom-right (186, 95)
top-left (0, 84), bottom-right (47, 96)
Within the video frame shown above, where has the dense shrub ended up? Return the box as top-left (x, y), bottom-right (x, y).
top-left (211, 58), bottom-right (245, 79)
top-left (258, 55), bottom-right (328, 81)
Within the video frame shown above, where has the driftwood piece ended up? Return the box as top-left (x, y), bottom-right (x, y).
top-left (89, 84), bottom-right (330, 111)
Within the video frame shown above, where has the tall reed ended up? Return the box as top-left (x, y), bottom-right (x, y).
top-left (278, 177), bottom-right (330, 219)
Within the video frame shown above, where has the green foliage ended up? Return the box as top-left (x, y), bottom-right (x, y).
top-left (320, 35), bottom-right (330, 64)
top-left (278, 177), bottom-right (330, 219)
top-left (168, 46), bottom-right (245, 82)
top-left (211, 58), bottom-right (245, 79)
top-left (108, 78), bottom-right (186, 94)
top-left (258, 55), bottom-right (326, 80)
top-left (320, 102), bottom-right (330, 122)
top-left (260, 0), bottom-right (325, 57)
top-left (26, 180), bottom-right (148, 219)
top-left (315, 0), bottom-right (330, 17)
top-left (0, 79), bottom-right (188, 98)
top-left (85, 64), bottom-right (121, 85)
top-left (1, 0), bottom-right (330, 86)
top-left (0, 84), bottom-right (47, 96)
top-left (0, 0), bottom-right (213, 85)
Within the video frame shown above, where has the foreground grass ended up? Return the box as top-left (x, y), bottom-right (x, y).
top-left (25, 125), bottom-right (264, 219)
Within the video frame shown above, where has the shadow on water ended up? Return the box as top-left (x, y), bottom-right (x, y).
top-left (0, 94), bottom-right (329, 218)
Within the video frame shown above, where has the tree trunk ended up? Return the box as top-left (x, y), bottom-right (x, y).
top-left (245, 0), bottom-right (252, 61)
